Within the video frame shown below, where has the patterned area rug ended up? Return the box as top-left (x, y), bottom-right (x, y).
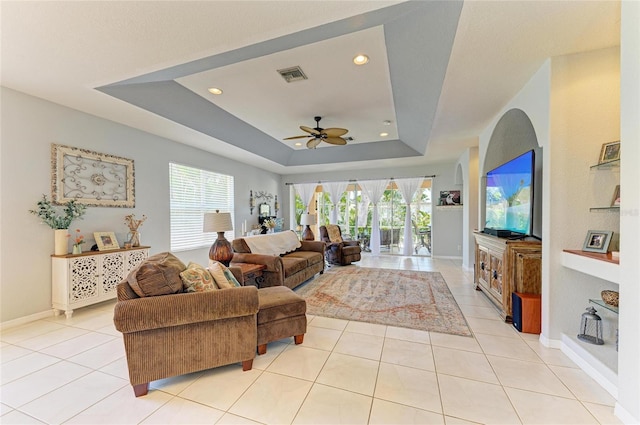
top-left (295, 267), bottom-right (472, 337)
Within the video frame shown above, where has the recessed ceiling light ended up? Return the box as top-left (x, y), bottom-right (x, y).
top-left (383, 120), bottom-right (392, 126)
top-left (353, 54), bottom-right (369, 65)
top-left (294, 142), bottom-right (303, 147)
top-left (380, 132), bottom-right (389, 137)
top-left (208, 87), bottom-right (223, 95)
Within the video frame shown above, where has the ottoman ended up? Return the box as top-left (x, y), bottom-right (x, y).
top-left (257, 286), bottom-right (307, 355)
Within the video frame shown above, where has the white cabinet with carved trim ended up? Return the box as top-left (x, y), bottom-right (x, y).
top-left (51, 247), bottom-right (149, 318)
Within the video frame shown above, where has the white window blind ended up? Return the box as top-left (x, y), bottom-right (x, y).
top-left (169, 163), bottom-right (235, 252)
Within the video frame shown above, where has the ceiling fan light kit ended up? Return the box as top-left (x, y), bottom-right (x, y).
top-left (284, 116), bottom-right (349, 149)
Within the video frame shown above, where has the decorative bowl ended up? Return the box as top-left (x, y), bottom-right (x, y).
top-left (601, 290), bottom-right (619, 307)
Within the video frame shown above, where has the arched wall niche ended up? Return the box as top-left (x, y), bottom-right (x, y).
top-left (482, 108), bottom-right (543, 238)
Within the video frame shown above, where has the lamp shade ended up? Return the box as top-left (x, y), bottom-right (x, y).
top-left (300, 213), bottom-right (316, 226)
top-left (203, 211), bottom-right (233, 233)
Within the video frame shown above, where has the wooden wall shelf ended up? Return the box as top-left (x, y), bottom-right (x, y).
top-left (561, 250), bottom-right (620, 284)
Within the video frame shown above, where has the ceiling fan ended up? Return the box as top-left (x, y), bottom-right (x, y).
top-left (284, 116), bottom-right (349, 149)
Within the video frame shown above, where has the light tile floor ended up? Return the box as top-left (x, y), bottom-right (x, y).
top-left (0, 255), bottom-right (622, 424)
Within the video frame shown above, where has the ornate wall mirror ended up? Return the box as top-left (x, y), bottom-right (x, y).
top-left (259, 202), bottom-right (271, 217)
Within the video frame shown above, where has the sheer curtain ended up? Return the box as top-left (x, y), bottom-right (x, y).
top-left (396, 177), bottom-right (424, 256)
top-left (359, 179), bottom-right (389, 255)
top-left (293, 183), bottom-right (318, 213)
top-left (323, 181), bottom-right (347, 225)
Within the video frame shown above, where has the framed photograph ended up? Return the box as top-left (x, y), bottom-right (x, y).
top-left (52, 143), bottom-right (135, 207)
top-left (598, 141), bottom-right (620, 164)
top-left (439, 190), bottom-right (461, 206)
top-left (582, 230), bottom-right (613, 253)
top-left (94, 232), bottom-right (120, 251)
top-left (611, 185), bottom-right (620, 207)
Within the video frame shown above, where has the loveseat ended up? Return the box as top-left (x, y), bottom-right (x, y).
top-left (231, 230), bottom-right (325, 290)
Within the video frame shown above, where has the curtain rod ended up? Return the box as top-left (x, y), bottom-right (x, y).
top-left (285, 175), bottom-right (436, 186)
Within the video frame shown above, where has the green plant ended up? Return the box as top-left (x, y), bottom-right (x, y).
top-left (29, 195), bottom-right (87, 229)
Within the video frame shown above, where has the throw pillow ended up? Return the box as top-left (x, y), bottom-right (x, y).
top-left (208, 261), bottom-right (233, 289)
top-left (180, 262), bottom-right (217, 293)
top-left (127, 252), bottom-right (186, 297)
top-left (222, 267), bottom-right (242, 287)
top-left (326, 224), bottom-right (343, 243)
top-left (208, 260), bottom-right (242, 289)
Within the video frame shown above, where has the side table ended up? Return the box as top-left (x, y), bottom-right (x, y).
top-left (232, 262), bottom-right (266, 287)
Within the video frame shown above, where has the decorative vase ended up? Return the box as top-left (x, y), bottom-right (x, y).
top-left (72, 245), bottom-right (82, 255)
top-left (54, 229), bottom-right (68, 255)
top-left (128, 231), bottom-right (141, 247)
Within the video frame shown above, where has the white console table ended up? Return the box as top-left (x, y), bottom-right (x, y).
top-left (51, 246), bottom-right (149, 318)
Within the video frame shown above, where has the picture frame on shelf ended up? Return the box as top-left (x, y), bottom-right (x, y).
top-left (582, 230), bottom-right (613, 253)
top-left (94, 232), bottom-right (120, 251)
top-left (611, 185), bottom-right (621, 207)
top-left (438, 190), bottom-right (461, 206)
top-left (52, 143), bottom-right (135, 208)
top-left (598, 140), bottom-right (620, 164)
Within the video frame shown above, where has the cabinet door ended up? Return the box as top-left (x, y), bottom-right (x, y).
top-left (100, 252), bottom-right (125, 296)
top-left (125, 249), bottom-right (148, 273)
top-left (477, 247), bottom-right (490, 289)
top-left (490, 253), bottom-right (503, 297)
top-left (69, 256), bottom-right (100, 304)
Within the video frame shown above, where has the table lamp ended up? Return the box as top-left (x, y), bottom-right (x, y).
top-left (204, 210), bottom-right (234, 266)
top-left (300, 213), bottom-right (316, 241)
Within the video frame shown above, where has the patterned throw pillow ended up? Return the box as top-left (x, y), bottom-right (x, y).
top-left (326, 224), bottom-right (343, 243)
top-left (180, 262), bottom-right (217, 293)
top-left (208, 260), bottom-right (242, 288)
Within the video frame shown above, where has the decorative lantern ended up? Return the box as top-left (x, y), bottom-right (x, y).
top-left (577, 306), bottom-right (604, 345)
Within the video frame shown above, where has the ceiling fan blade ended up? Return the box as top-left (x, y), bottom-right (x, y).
top-left (300, 126), bottom-right (320, 135)
top-left (307, 138), bottom-right (322, 149)
top-left (323, 127), bottom-right (348, 137)
top-left (283, 135), bottom-right (311, 140)
top-left (324, 137), bottom-right (347, 145)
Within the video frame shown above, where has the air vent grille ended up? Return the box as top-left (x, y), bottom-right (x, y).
top-left (277, 66), bottom-right (308, 83)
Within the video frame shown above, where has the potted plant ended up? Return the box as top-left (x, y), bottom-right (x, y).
top-left (30, 195), bottom-right (87, 255)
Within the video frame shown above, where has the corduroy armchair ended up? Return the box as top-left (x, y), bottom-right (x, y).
top-left (113, 279), bottom-right (259, 397)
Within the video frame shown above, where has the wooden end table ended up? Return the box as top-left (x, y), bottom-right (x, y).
top-left (232, 262), bottom-right (266, 287)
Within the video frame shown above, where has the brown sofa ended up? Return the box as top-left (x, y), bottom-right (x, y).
top-left (113, 253), bottom-right (259, 397)
top-left (231, 232), bottom-right (325, 290)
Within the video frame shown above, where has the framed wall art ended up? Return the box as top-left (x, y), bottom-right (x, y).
top-left (51, 143), bottom-right (135, 207)
top-left (582, 230), bottom-right (613, 254)
top-left (94, 232), bottom-right (120, 251)
top-left (598, 140), bottom-right (620, 164)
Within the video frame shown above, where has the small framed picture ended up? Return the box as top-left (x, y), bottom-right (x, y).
top-left (611, 185), bottom-right (620, 207)
top-left (94, 232), bottom-right (120, 251)
top-left (598, 141), bottom-right (620, 164)
top-left (439, 190), bottom-right (461, 206)
top-left (582, 230), bottom-right (613, 253)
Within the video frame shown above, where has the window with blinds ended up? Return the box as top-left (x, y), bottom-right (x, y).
top-left (169, 163), bottom-right (235, 252)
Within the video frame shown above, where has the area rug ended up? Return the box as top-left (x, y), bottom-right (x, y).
top-left (295, 267), bottom-right (472, 337)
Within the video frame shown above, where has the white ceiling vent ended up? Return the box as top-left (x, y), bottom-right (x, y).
top-left (277, 66), bottom-right (308, 83)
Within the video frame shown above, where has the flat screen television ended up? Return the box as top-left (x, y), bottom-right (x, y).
top-left (485, 150), bottom-right (534, 236)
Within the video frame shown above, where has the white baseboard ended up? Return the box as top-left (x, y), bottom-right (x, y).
top-left (560, 333), bottom-right (618, 399)
top-left (432, 255), bottom-right (463, 260)
top-left (539, 333), bottom-right (561, 349)
top-left (614, 402), bottom-right (640, 425)
top-left (0, 309), bottom-right (55, 331)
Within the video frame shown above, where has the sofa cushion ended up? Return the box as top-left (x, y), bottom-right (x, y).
top-left (231, 238), bottom-right (251, 253)
top-left (280, 256), bottom-right (308, 278)
top-left (286, 251), bottom-right (323, 266)
top-left (326, 224), bottom-right (343, 243)
top-left (180, 262), bottom-right (217, 293)
top-left (127, 252), bottom-right (186, 297)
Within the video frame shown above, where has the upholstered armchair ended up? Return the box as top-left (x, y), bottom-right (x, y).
top-left (113, 253), bottom-right (259, 397)
top-left (319, 224), bottom-right (362, 266)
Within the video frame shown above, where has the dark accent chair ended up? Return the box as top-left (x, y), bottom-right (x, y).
top-left (319, 225), bottom-right (362, 266)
